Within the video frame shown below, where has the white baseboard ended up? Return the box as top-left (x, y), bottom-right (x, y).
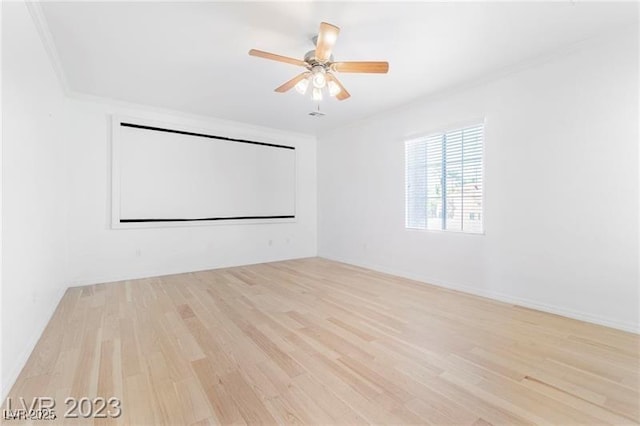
top-left (320, 254), bottom-right (639, 334)
top-left (66, 254), bottom-right (316, 288)
top-left (1, 287), bottom-right (67, 403)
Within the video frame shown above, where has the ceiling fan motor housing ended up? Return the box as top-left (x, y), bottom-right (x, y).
top-left (304, 50), bottom-right (334, 67)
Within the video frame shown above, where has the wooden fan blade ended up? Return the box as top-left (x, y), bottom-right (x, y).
top-left (326, 73), bottom-right (350, 101)
top-left (275, 72), bottom-right (310, 93)
top-left (332, 61), bottom-right (389, 74)
top-left (315, 22), bottom-right (340, 63)
top-left (249, 49), bottom-right (307, 67)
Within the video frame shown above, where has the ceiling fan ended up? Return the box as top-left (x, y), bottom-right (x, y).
top-left (249, 22), bottom-right (389, 101)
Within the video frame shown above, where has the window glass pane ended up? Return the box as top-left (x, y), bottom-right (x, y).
top-left (426, 197), bottom-right (443, 230)
top-left (425, 134), bottom-right (443, 230)
top-left (460, 124), bottom-right (484, 233)
top-left (426, 163), bottom-right (442, 204)
top-left (445, 197), bottom-right (462, 231)
top-left (405, 140), bottom-right (426, 229)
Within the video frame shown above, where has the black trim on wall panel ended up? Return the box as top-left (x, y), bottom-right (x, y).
top-left (120, 215), bottom-right (295, 223)
top-left (120, 122), bottom-right (295, 150)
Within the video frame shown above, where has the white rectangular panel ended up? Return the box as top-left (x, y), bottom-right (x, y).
top-left (112, 120), bottom-right (296, 227)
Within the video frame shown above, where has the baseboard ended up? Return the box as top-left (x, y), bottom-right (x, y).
top-left (66, 253), bottom-right (317, 288)
top-left (1, 286), bottom-right (67, 403)
top-left (320, 254), bottom-right (639, 334)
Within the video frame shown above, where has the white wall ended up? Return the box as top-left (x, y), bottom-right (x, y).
top-left (1, 1), bottom-right (70, 398)
top-left (63, 101), bottom-right (316, 286)
top-left (318, 27), bottom-right (639, 332)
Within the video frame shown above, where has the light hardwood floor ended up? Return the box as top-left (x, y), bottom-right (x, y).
top-left (4, 258), bottom-right (639, 425)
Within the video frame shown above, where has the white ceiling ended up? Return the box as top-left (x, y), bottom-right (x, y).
top-left (40, 1), bottom-right (637, 135)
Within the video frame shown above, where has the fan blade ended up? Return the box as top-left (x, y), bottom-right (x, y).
top-left (315, 22), bottom-right (340, 63)
top-left (326, 73), bottom-right (350, 101)
top-left (249, 49), bottom-right (307, 67)
top-left (275, 72), bottom-right (310, 93)
top-left (332, 61), bottom-right (389, 74)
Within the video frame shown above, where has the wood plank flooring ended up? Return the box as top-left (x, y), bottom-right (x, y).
top-left (3, 258), bottom-right (639, 425)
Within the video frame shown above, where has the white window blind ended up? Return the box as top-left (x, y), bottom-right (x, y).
top-left (405, 123), bottom-right (484, 233)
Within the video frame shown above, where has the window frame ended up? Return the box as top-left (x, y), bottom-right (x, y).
top-left (404, 119), bottom-right (486, 235)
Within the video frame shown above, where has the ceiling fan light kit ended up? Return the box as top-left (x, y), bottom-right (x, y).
top-left (311, 66), bottom-right (327, 89)
top-left (249, 22), bottom-right (389, 102)
top-left (312, 87), bottom-right (323, 101)
top-left (328, 80), bottom-right (341, 97)
top-left (294, 77), bottom-right (310, 95)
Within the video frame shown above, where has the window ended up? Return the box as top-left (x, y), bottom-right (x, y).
top-left (405, 123), bottom-right (484, 233)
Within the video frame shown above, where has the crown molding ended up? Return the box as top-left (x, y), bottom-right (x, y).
top-left (23, 1), bottom-right (317, 140)
top-left (25, 1), bottom-right (71, 95)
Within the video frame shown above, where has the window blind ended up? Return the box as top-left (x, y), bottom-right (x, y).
top-left (405, 123), bottom-right (484, 233)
